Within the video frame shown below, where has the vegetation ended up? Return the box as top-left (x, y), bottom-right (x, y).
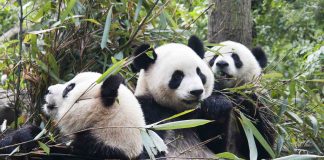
top-left (0, 0), bottom-right (323, 159)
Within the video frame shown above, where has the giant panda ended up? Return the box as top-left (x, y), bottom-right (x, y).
top-left (201, 41), bottom-right (275, 159)
top-left (49, 72), bottom-right (146, 159)
top-left (132, 36), bottom-right (216, 158)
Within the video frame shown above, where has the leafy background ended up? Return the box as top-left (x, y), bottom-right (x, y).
top-left (0, 0), bottom-right (323, 158)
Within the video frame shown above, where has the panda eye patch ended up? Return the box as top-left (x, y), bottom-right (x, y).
top-left (196, 67), bottom-right (206, 84)
top-left (209, 55), bottom-right (218, 67)
top-left (231, 53), bottom-right (243, 68)
top-left (169, 70), bottom-right (184, 89)
top-left (63, 83), bottom-right (75, 98)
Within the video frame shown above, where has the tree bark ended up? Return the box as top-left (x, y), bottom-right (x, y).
top-left (208, 0), bottom-right (252, 48)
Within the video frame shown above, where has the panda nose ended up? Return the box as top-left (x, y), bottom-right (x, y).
top-left (216, 61), bottom-right (229, 68)
top-left (190, 89), bottom-right (203, 97)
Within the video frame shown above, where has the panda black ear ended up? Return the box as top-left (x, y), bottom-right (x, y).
top-left (131, 44), bottom-right (157, 72)
top-left (101, 74), bottom-right (125, 106)
top-left (252, 47), bottom-right (267, 68)
top-left (188, 35), bottom-right (205, 59)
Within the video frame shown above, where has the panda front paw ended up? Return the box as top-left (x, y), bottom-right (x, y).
top-left (201, 94), bottom-right (233, 123)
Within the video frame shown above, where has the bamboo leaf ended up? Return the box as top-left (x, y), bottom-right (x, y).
top-left (158, 109), bottom-right (195, 124)
top-left (240, 112), bottom-right (276, 158)
top-left (37, 60), bottom-right (63, 83)
top-left (140, 130), bottom-right (156, 160)
top-left (134, 0), bottom-right (143, 22)
top-left (306, 115), bottom-right (318, 137)
top-left (273, 154), bottom-right (323, 160)
top-left (263, 72), bottom-right (284, 79)
top-left (147, 130), bottom-right (167, 153)
top-left (153, 119), bottom-right (212, 130)
top-left (305, 79), bottom-right (324, 83)
top-left (1, 119), bottom-right (7, 132)
top-left (60, 0), bottom-right (77, 21)
top-left (240, 115), bottom-right (258, 160)
top-left (215, 152), bottom-right (244, 160)
top-left (276, 135), bottom-right (284, 155)
top-left (101, 6), bottom-right (113, 49)
top-left (286, 111), bottom-right (303, 124)
top-left (163, 11), bottom-right (178, 29)
top-left (83, 18), bottom-right (102, 25)
top-left (146, 50), bottom-right (155, 59)
top-left (8, 146), bottom-right (19, 156)
top-left (38, 141), bottom-right (50, 154)
top-left (34, 128), bottom-right (46, 140)
top-left (31, 1), bottom-right (52, 22)
top-left (96, 58), bottom-right (127, 84)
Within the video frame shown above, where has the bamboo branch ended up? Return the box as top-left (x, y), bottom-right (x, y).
top-left (14, 0), bottom-right (24, 129)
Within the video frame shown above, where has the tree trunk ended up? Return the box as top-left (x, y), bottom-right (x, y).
top-left (208, 0), bottom-right (252, 48)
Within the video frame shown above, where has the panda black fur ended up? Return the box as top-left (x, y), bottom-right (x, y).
top-left (201, 41), bottom-right (275, 159)
top-left (0, 124), bottom-right (41, 154)
top-left (132, 36), bottom-right (216, 158)
top-left (46, 72), bottom-right (145, 159)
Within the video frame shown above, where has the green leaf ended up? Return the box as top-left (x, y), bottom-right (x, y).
top-left (286, 111), bottom-right (303, 125)
top-left (164, 11), bottom-right (178, 29)
top-left (146, 50), bottom-right (155, 59)
top-left (305, 79), bottom-right (324, 83)
top-left (158, 109), bottom-right (195, 124)
top-left (262, 72), bottom-right (284, 79)
top-left (215, 152), bottom-right (244, 160)
top-left (60, 0), bottom-right (77, 21)
top-left (83, 19), bottom-right (102, 25)
top-left (100, 6), bottom-right (113, 49)
top-left (240, 112), bottom-right (276, 158)
top-left (273, 154), bottom-right (323, 160)
top-left (37, 60), bottom-right (63, 83)
top-left (134, 0), bottom-right (143, 22)
top-left (240, 115), bottom-right (258, 160)
top-left (276, 135), bottom-right (284, 155)
top-left (38, 141), bottom-right (50, 155)
top-left (153, 119), bottom-right (212, 130)
top-left (31, 1), bottom-right (52, 22)
top-left (289, 80), bottom-right (296, 102)
top-left (306, 115), bottom-right (318, 137)
top-left (96, 58), bottom-right (127, 84)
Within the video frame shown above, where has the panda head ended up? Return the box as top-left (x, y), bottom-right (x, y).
top-left (205, 41), bottom-right (267, 89)
top-left (47, 72), bottom-right (126, 132)
top-left (132, 36), bottom-right (214, 111)
top-left (43, 72), bottom-right (103, 120)
top-left (43, 83), bottom-right (65, 119)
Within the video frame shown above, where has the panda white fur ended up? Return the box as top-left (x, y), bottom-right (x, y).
top-left (132, 36), bottom-right (216, 158)
top-left (43, 83), bottom-right (65, 119)
top-left (200, 41), bottom-right (275, 159)
top-left (46, 72), bottom-right (145, 159)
